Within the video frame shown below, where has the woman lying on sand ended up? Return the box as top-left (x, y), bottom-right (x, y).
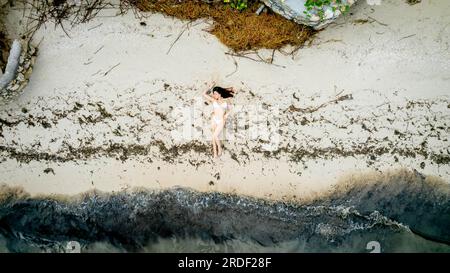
top-left (203, 82), bottom-right (235, 158)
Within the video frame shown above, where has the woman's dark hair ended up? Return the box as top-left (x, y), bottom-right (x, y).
top-left (212, 86), bottom-right (234, 98)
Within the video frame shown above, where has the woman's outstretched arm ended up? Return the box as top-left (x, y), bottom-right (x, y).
top-left (203, 82), bottom-right (215, 103)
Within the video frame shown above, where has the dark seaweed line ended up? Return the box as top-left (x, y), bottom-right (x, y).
top-left (0, 139), bottom-right (448, 165)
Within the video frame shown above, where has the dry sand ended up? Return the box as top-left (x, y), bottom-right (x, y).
top-left (0, 0), bottom-right (449, 201)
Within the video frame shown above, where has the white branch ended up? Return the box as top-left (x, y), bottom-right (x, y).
top-left (0, 39), bottom-right (22, 90)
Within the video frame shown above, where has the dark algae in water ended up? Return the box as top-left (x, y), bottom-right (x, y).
top-left (317, 169), bottom-right (450, 245)
top-left (0, 169), bottom-right (449, 253)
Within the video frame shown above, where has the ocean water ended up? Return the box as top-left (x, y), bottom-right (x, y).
top-left (0, 170), bottom-right (449, 253)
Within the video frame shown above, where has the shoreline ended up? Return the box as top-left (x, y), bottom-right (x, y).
top-left (0, 0), bottom-right (449, 200)
top-left (1, 167), bottom-right (450, 252)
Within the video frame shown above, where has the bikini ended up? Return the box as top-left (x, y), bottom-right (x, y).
top-left (212, 101), bottom-right (227, 125)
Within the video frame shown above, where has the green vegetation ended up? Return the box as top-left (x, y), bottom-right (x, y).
top-left (224, 0), bottom-right (248, 11)
top-left (304, 0), bottom-right (350, 21)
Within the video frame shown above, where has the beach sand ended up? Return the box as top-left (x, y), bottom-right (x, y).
top-left (0, 0), bottom-right (449, 201)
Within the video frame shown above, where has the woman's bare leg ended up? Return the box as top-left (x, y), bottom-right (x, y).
top-left (211, 119), bottom-right (218, 158)
top-left (216, 137), bottom-right (222, 156)
top-left (213, 122), bottom-right (224, 157)
top-left (212, 138), bottom-right (217, 158)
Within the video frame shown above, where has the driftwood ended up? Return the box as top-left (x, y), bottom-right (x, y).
top-left (0, 40), bottom-right (21, 90)
top-left (287, 92), bottom-right (353, 114)
top-left (261, 0), bottom-right (357, 30)
top-left (23, 0), bottom-right (113, 39)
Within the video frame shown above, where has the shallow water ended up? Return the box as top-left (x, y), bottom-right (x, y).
top-left (0, 170), bottom-right (449, 253)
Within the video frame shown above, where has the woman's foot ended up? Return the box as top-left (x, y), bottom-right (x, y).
top-left (215, 138), bottom-right (222, 157)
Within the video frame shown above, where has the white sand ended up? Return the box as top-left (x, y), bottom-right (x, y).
top-left (0, 0), bottom-right (449, 200)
